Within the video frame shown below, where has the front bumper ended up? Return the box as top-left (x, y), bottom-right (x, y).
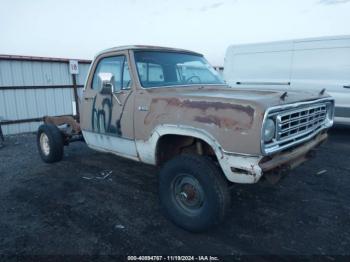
top-left (259, 132), bottom-right (327, 172)
top-left (219, 132), bottom-right (328, 184)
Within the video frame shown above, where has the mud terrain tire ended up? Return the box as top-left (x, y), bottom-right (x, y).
top-left (159, 154), bottom-right (231, 232)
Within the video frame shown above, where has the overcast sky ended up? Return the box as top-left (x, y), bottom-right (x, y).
top-left (1, 0), bottom-right (350, 65)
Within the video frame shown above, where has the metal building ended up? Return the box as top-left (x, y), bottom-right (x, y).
top-left (0, 55), bottom-right (92, 135)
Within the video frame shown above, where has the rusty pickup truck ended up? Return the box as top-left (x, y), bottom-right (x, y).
top-left (37, 45), bottom-right (334, 232)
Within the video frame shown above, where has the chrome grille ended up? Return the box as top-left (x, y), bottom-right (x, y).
top-left (277, 104), bottom-right (327, 141)
top-left (262, 99), bottom-right (334, 155)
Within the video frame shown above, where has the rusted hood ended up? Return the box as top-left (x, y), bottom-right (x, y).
top-left (155, 85), bottom-right (331, 109)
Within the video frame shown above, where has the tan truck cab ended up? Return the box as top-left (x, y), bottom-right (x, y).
top-left (37, 45), bottom-right (334, 232)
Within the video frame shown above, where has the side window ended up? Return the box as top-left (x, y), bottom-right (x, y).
top-left (92, 56), bottom-right (132, 90)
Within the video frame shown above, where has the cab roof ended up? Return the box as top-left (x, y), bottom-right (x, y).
top-left (96, 45), bottom-right (203, 57)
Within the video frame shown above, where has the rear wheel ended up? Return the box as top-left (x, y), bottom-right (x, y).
top-left (37, 124), bottom-right (64, 163)
top-left (159, 154), bottom-right (231, 232)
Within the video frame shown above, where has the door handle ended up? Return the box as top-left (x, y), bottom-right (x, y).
top-left (84, 97), bottom-right (94, 100)
top-left (344, 85), bottom-right (350, 89)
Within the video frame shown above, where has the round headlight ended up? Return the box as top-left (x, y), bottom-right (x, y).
top-left (263, 118), bottom-right (275, 142)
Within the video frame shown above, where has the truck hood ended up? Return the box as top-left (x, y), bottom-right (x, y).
top-left (157, 85), bottom-right (331, 110)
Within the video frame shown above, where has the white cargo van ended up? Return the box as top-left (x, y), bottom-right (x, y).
top-left (224, 35), bottom-right (350, 125)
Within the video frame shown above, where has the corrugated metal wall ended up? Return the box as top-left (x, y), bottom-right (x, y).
top-left (0, 55), bottom-right (91, 135)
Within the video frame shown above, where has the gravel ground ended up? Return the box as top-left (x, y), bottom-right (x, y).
top-left (0, 127), bottom-right (349, 256)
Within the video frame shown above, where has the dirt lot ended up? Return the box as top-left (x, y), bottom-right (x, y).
top-left (0, 127), bottom-right (349, 256)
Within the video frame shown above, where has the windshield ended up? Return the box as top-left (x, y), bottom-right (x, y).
top-left (134, 51), bottom-right (225, 88)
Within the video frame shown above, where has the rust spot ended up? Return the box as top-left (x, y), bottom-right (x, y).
top-left (194, 115), bottom-right (239, 129)
top-left (182, 100), bottom-right (254, 117)
top-left (144, 97), bottom-right (255, 129)
top-left (149, 98), bottom-right (255, 117)
top-left (144, 98), bottom-right (182, 125)
top-left (151, 97), bottom-right (182, 106)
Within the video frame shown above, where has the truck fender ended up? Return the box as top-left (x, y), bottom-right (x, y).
top-left (135, 124), bottom-right (263, 184)
top-left (135, 124), bottom-right (224, 165)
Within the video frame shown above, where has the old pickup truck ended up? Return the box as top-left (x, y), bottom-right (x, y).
top-left (37, 45), bottom-right (334, 232)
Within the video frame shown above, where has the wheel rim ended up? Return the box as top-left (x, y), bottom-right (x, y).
top-left (172, 174), bottom-right (205, 215)
top-left (40, 133), bottom-right (50, 156)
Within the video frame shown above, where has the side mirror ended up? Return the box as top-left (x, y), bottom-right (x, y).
top-left (98, 72), bottom-right (119, 95)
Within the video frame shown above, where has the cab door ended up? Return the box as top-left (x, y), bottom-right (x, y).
top-left (80, 52), bottom-right (137, 159)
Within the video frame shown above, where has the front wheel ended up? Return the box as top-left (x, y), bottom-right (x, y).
top-left (159, 154), bottom-right (231, 232)
top-left (37, 124), bottom-right (64, 163)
